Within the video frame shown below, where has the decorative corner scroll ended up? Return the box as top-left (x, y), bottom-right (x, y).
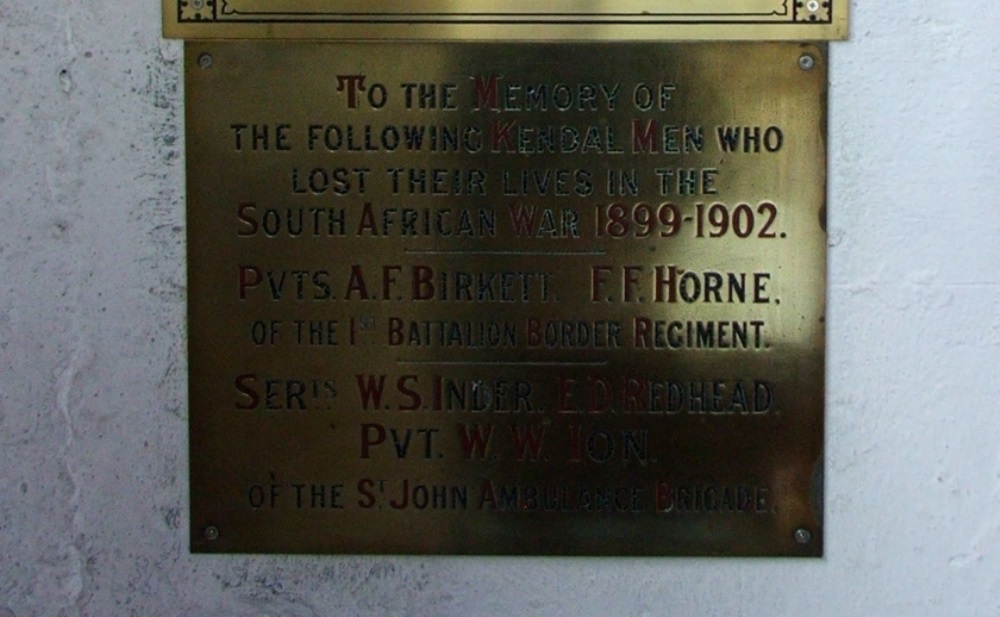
top-left (794, 0), bottom-right (832, 22)
top-left (178, 0), bottom-right (216, 22)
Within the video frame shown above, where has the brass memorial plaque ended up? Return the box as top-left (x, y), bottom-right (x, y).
top-left (187, 42), bottom-right (826, 556)
top-left (165, 0), bottom-right (847, 41)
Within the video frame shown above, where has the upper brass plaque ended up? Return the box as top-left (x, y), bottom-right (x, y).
top-left (165, 1), bottom-right (847, 41)
top-left (186, 41), bottom-right (826, 556)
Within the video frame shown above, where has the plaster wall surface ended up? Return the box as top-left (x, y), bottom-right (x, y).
top-left (2, 0), bottom-right (999, 614)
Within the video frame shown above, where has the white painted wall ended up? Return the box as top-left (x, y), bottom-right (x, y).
top-left (2, 0), bottom-right (999, 614)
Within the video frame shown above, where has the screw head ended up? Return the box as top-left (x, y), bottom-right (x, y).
top-left (198, 53), bottom-right (213, 69)
top-left (204, 525), bottom-right (220, 541)
top-left (806, 0), bottom-right (820, 11)
top-left (798, 54), bottom-right (815, 71)
top-left (794, 528), bottom-right (812, 544)
top-left (191, 0), bottom-right (205, 8)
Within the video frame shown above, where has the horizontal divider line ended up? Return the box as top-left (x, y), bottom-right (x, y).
top-left (397, 360), bottom-right (608, 366)
top-left (403, 249), bottom-right (607, 256)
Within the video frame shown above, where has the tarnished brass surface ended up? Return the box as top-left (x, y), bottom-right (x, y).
top-left (165, 0), bottom-right (847, 41)
top-left (186, 41), bottom-right (826, 556)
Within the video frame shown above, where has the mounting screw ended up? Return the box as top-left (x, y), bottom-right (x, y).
top-left (798, 54), bottom-right (815, 71)
top-left (191, 0), bottom-right (205, 8)
top-left (198, 53), bottom-right (213, 69)
top-left (204, 525), bottom-right (220, 541)
top-left (794, 528), bottom-right (812, 544)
